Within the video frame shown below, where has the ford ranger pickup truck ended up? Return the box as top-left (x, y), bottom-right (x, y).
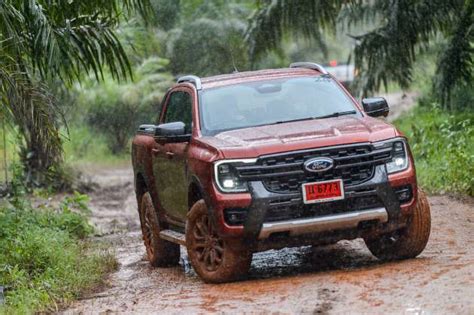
top-left (131, 62), bottom-right (431, 283)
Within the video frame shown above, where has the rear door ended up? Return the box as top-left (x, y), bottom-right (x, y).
top-left (152, 89), bottom-right (193, 223)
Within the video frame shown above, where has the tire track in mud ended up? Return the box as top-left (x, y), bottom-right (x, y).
top-left (62, 165), bottom-right (474, 314)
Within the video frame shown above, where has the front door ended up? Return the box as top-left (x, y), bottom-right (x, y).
top-left (152, 90), bottom-right (193, 223)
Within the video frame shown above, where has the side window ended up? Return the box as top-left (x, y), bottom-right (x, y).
top-left (164, 91), bottom-right (193, 133)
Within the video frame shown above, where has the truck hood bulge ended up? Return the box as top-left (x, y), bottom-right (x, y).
top-left (200, 116), bottom-right (399, 159)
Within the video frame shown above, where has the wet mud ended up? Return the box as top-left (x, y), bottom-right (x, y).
top-left (62, 165), bottom-right (474, 314)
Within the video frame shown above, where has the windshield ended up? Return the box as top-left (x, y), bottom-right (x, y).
top-left (199, 76), bottom-right (360, 135)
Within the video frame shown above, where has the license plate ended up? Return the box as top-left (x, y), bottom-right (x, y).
top-left (302, 179), bottom-right (345, 204)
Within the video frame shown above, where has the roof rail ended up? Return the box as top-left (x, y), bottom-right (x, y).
top-left (289, 62), bottom-right (329, 75)
top-left (177, 75), bottom-right (202, 90)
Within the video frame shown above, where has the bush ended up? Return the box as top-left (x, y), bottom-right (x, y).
top-left (169, 18), bottom-right (249, 76)
top-left (395, 104), bottom-right (474, 196)
top-left (81, 57), bottom-right (173, 154)
top-left (0, 191), bottom-right (117, 313)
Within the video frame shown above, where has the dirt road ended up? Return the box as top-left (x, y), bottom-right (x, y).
top-left (63, 165), bottom-right (474, 315)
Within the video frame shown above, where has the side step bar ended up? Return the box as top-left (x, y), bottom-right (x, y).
top-left (159, 229), bottom-right (186, 246)
top-left (258, 207), bottom-right (388, 239)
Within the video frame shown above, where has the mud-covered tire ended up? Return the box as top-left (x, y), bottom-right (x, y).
top-left (364, 189), bottom-right (431, 261)
top-left (186, 200), bottom-right (252, 283)
top-left (139, 192), bottom-right (180, 267)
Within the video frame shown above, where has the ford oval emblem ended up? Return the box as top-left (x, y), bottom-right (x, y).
top-left (304, 157), bottom-right (334, 172)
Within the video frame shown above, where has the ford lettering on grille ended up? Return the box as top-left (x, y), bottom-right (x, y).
top-left (304, 157), bottom-right (334, 173)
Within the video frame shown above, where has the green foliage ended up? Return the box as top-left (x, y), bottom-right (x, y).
top-left (0, 0), bottom-right (152, 187)
top-left (450, 83), bottom-right (474, 111)
top-left (81, 58), bottom-right (173, 154)
top-left (165, 0), bottom-right (254, 76)
top-left (434, 0), bottom-right (473, 108)
top-left (395, 104), bottom-right (474, 196)
top-left (62, 126), bottom-right (130, 166)
top-left (0, 69), bottom-right (64, 188)
top-left (246, 0), bottom-right (472, 107)
top-left (349, 0), bottom-right (465, 97)
top-left (150, 0), bottom-right (182, 31)
top-left (0, 192), bottom-right (116, 313)
top-left (246, 0), bottom-right (344, 63)
top-left (170, 18), bottom-right (249, 76)
top-left (4, 158), bottom-right (81, 194)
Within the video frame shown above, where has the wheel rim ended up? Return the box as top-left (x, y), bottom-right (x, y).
top-left (142, 199), bottom-right (155, 257)
top-left (192, 214), bottom-right (224, 272)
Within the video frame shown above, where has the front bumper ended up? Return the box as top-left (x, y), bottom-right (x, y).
top-left (258, 207), bottom-right (388, 239)
top-left (211, 164), bottom-right (417, 248)
top-left (242, 164), bottom-right (407, 240)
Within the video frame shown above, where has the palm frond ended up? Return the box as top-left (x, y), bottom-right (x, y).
top-left (0, 0), bottom-right (152, 185)
top-left (350, 0), bottom-right (462, 96)
top-left (0, 65), bottom-right (63, 183)
top-left (245, 0), bottom-right (347, 63)
top-left (21, 1), bottom-right (135, 82)
top-left (435, 0), bottom-right (473, 107)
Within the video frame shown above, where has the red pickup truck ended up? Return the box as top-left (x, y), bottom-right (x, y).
top-left (131, 63), bottom-right (431, 283)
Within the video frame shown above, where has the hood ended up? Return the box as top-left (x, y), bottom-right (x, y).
top-left (200, 116), bottom-right (399, 159)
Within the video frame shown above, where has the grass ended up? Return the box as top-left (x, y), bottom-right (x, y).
top-left (1, 124), bottom-right (130, 187)
top-left (0, 191), bottom-right (118, 314)
top-left (394, 104), bottom-right (474, 196)
top-left (63, 125), bottom-right (130, 167)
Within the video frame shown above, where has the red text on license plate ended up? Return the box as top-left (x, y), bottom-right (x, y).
top-left (302, 179), bottom-right (344, 204)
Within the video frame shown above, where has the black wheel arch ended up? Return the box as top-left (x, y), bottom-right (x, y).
top-left (188, 175), bottom-right (216, 223)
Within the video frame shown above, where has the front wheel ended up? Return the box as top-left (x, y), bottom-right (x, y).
top-left (185, 200), bottom-right (252, 283)
top-left (364, 189), bottom-right (431, 261)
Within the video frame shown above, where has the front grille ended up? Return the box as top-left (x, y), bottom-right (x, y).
top-left (235, 143), bottom-right (392, 194)
top-left (265, 194), bottom-right (384, 222)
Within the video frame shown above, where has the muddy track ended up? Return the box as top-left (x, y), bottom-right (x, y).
top-left (61, 165), bottom-right (474, 315)
top-left (63, 94), bottom-right (473, 314)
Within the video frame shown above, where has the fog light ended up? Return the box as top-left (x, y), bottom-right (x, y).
top-left (224, 208), bottom-right (248, 225)
top-left (395, 185), bottom-right (413, 203)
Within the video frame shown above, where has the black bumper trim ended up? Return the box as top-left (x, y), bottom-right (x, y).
top-left (242, 165), bottom-right (401, 242)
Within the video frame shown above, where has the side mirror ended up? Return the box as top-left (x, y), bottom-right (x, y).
top-left (138, 124), bottom-right (158, 135)
top-left (155, 121), bottom-right (190, 143)
top-left (362, 97), bottom-right (389, 117)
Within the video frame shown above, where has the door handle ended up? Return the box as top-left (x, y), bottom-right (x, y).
top-left (166, 151), bottom-right (175, 159)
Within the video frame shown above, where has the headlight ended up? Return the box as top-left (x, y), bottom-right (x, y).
top-left (385, 139), bottom-right (409, 174)
top-left (214, 159), bottom-right (256, 193)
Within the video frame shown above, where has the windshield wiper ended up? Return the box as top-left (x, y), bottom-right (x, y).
top-left (266, 110), bottom-right (357, 126)
top-left (270, 117), bottom-right (317, 125)
top-left (314, 110), bottom-right (357, 119)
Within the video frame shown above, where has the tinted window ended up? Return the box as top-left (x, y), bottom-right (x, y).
top-left (164, 91), bottom-right (192, 133)
top-left (199, 76), bottom-right (360, 135)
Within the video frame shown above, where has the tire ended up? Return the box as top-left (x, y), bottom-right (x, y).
top-left (364, 188), bottom-right (431, 261)
top-left (139, 192), bottom-right (180, 267)
top-left (186, 200), bottom-right (252, 283)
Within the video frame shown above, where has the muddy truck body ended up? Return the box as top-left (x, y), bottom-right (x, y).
top-left (131, 63), bottom-right (431, 283)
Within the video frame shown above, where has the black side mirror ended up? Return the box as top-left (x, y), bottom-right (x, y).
top-left (155, 121), bottom-right (190, 143)
top-left (362, 97), bottom-right (389, 117)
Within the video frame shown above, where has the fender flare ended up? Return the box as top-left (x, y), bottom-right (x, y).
top-left (188, 175), bottom-right (216, 223)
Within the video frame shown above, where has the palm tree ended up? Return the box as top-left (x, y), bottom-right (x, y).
top-left (246, 0), bottom-right (472, 106)
top-left (0, 0), bottom-right (150, 186)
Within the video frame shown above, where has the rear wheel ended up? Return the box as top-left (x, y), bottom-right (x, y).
top-left (139, 192), bottom-right (180, 267)
top-left (364, 189), bottom-right (431, 260)
top-left (186, 200), bottom-right (252, 283)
